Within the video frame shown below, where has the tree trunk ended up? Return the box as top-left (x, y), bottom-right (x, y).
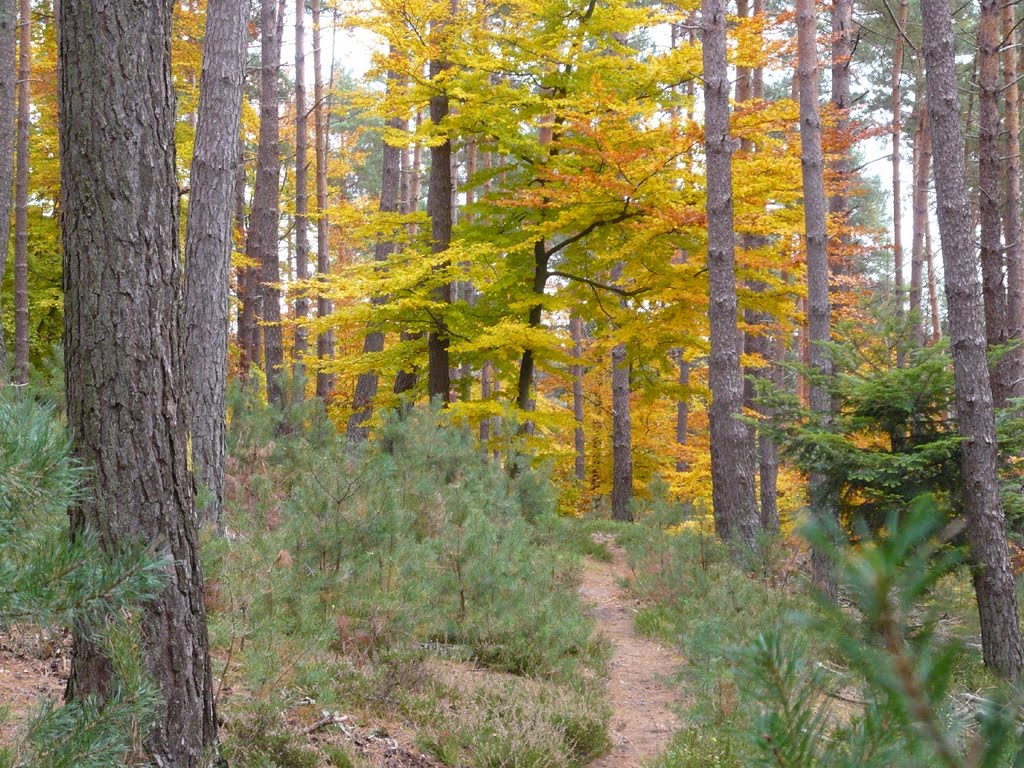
top-left (0, 0), bottom-right (13, 382)
top-left (829, 0), bottom-right (853, 274)
top-left (1001, 2), bottom-right (1024, 400)
top-left (184, 0), bottom-right (247, 529)
top-left (292, 0), bottom-right (309, 393)
top-left (348, 62), bottom-right (403, 440)
top-left (891, 0), bottom-right (907, 347)
top-left (571, 315), bottom-right (586, 482)
top-left (702, 0), bottom-right (759, 552)
top-left (312, 0), bottom-right (334, 402)
top-left (59, 0), bottom-right (217, 761)
top-left (797, 0), bottom-right (838, 600)
top-left (610, 338), bottom-right (632, 521)
top-left (921, 0), bottom-right (1024, 680)
top-left (676, 352), bottom-right (689, 472)
top-left (12, 0), bottom-right (28, 384)
top-left (978, 0), bottom-right (1010, 406)
top-left (910, 109), bottom-right (930, 347)
top-left (926, 213), bottom-right (941, 342)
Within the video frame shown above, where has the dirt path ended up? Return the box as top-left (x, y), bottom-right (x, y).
top-left (580, 543), bottom-right (684, 768)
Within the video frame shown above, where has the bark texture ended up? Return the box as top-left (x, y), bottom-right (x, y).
top-left (702, 0), bottom-right (759, 552)
top-left (910, 109), bottom-right (930, 347)
top-left (59, 0), bottom-right (217, 762)
top-left (312, 0), bottom-right (334, 401)
top-left (891, 0), bottom-right (906, 339)
top-left (427, 47), bottom-right (453, 405)
top-left (571, 315), bottom-right (586, 482)
top-left (293, 0), bottom-right (309, 391)
top-left (1001, 3), bottom-right (1024, 400)
top-left (828, 0), bottom-right (853, 273)
top-left (921, 0), bottom-right (1024, 680)
top-left (12, 0), bottom-right (27, 384)
top-left (797, 0), bottom-right (838, 600)
top-left (610, 338), bottom-right (633, 521)
top-left (675, 352), bottom-right (689, 472)
top-left (0, 0), bottom-right (14, 380)
top-left (183, 0), bottom-right (247, 529)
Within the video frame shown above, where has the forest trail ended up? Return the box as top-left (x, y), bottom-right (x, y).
top-left (580, 540), bottom-right (684, 768)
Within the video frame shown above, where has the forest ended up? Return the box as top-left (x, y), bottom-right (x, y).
top-left (2, 0), bottom-right (1024, 765)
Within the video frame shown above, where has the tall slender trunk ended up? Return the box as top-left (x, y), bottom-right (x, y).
top-left (313, 0), bottom-right (334, 401)
top-left (910, 109), bottom-right (930, 347)
top-left (978, 0), bottom-right (1009, 406)
top-left (427, 9), bottom-right (454, 405)
top-left (891, 0), bottom-right (907, 347)
top-left (926, 214), bottom-right (941, 342)
top-left (12, 0), bottom-right (28, 384)
top-left (0, 0), bottom-right (13, 382)
top-left (59, 0), bottom-right (217, 761)
top-left (829, 0), bottom-right (853, 275)
top-left (676, 351), bottom-right (689, 472)
top-left (702, 0), bottom-right (759, 552)
top-left (183, 0), bottom-right (247, 529)
top-left (921, 0), bottom-right (1024, 680)
top-left (293, 0), bottom-right (309, 393)
top-left (571, 315), bottom-right (586, 481)
top-left (348, 61), bottom-right (404, 440)
top-left (610, 336), bottom-right (632, 521)
top-left (1001, 2), bottom-right (1024, 400)
top-left (393, 117), bottom-right (423, 399)
top-left (797, 0), bottom-right (838, 599)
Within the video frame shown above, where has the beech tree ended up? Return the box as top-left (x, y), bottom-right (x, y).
top-left (184, 0), bottom-right (248, 528)
top-left (59, 0), bottom-right (217, 762)
top-left (921, 0), bottom-right (1024, 680)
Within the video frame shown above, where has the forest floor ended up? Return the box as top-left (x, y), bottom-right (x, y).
top-left (579, 535), bottom-right (684, 768)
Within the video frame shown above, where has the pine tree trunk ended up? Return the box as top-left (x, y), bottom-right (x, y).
top-left (183, 0), bottom-right (247, 529)
top-left (293, 0), bottom-right (309, 393)
top-left (572, 315), bottom-right (586, 482)
top-left (312, 0), bottom-right (334, 401)
top-left (1001, 2), bottom-right (1024, 400)
top-left (676, 352), bottom-right (689, 472)
top-left (0, 0), bottom-right (14, 381)
top-left (59, 0), bottom-right (217, 761)
top-left (797, 0), bottom-right (838, 600)
top-left (702, 0), bottom-right (759, 552)
top-left (978, 0), bottom-right (1010, 406)
top-left (921, 0), bottom-right (1024, 680)
top-left (610, 338), bottom-right (633, 521)
top-left (910, 110), bottom-right (930, 347)
top-left (829, 0), bottom-right (853, 274)
top-left (926, 214), bottom-right (941, 342)
top-left (12, 0), bottom-right (29, 385)
top-left (348, 62), bottom-right (403, 440)
top-left (891, 0), bottom-right (907, 346)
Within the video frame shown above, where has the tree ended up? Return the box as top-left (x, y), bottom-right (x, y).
top-left (184, 0), bottom-right (248, 529)
top-left (796, 0), bottom-right (838, 600)
top-left (59, 0), bottom-right (217, 761)
top-left (1000, 2), bottom-right (1024, 401)
top-left (313, 0), bottom-right (334, 401)
top-left (920, 0), bottom-right (1024, 680)
top-left (702, 0), bottom-right (759, 551)
top-left (571, 314), bottom-right (585, 481)
top-left (293, 0), bottom-right (310, 394)
top-left (12, 0), bottom-right (27, 385)
top-left (890, 0), bottom-right (907, 344)
top-left (0, 0), bottom-right (13, 382)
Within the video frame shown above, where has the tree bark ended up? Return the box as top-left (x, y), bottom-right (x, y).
top-left (293, 0), bottom-right (309, 393)
top-left (797, 0), bottom-right (838, 600)
top-left (184, 0), bottom-right (247, 529)
top-left (921, 0), bottom-right (1024, 680)
top-left (1001, 3), bottom-right (1024, 400)
top-left (59, 0), bottom-right (217, 761)
top-left (11, 0), bottom-right (27, 384)
top-left (348, 60), bottom-right (404, 440)
top-left (702, 0), bottom-right (759, 553)
top-left (978, 0), bottom-right (1010, 406)
top-left (910, 109), bottom-right (930, 347)
top-left (926, 213), bottom-right (941, 342)
top-left (0, 0), bottom-right (13, 382)
top-left (891, 0), bottom-right (907, 347)
top-left (610, 337), bottom-right (632, 521)
top-left (829, 0), bottom-right (853, 274)
top-left (312, 0), bottom-right (334, 401)
top-left (571, 315), bottom-right (586, 482)
top-left (676, 351), bottom-right (689, 472)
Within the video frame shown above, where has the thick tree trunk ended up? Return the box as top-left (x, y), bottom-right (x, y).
top-left (12, 0), bottom-right (27, 384)
top-left (1001, 4), bottom-right (1024, 400)
top-left (610, 338), bottom-right (632, 521)
top-left (572, 315), bottom-right (586, 482)
top-left (348, 63), bottom-right (403, 441)
top-left (891, 0), bottom-right (907, 344)
top-left (312, 0), bottom-right (334, 401)
top-left (255, 0), bottom-right (286, 408)
top-left (910, 110), bottom-right (930, 347)
top-left (978, 0), bottom-right (1010, 406)
top-left (293, 0), bottom-right (309, 392)
top-left (59, 0), bottom-right (217, 762)
top-left (921, 0), bottom-right (1024, 680)
top-left (797, 0), bottom-right (838, 600)
top-left (702, 0), bottom-right (759, 552)
top-left (184, 0), bottom-right (247, 529)
top-left (0, 0), bottom-right (13, 381)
